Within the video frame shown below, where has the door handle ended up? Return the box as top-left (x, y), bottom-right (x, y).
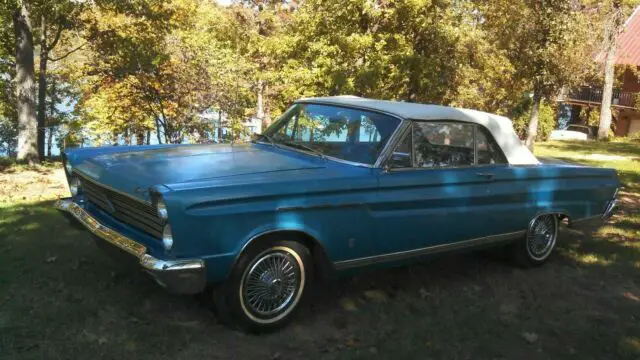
top-left (476, 172), bottom-right (494, 179)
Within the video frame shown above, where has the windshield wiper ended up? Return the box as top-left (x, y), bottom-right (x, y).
top-left (281, 140), bottom-right (326, 159)
top-left (253, 133), bottom-right (275, 146)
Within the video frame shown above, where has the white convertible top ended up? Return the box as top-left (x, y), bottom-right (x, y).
top-left (299, 96), bottom-right (540, 165)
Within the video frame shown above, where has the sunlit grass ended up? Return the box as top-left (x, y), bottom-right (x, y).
top-left (536, 140), bottom-right (640, 193)
top-left (618, 337), bottom-right (640, 358)
top-left (597, 224), bottom-right (640, 239)
top-left (559, 246), bottom-right (616, 266)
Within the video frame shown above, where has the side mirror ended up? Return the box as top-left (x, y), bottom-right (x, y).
top-left (388, 152), bottom-right (411, 169)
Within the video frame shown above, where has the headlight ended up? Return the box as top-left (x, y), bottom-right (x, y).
top-left (156, 197), bottom-right (168, 220)
top-left (65, 161), bottom-right (73, 175)
top-left (162, 224), bottom-right (173, 251)
top-left (69, 177), bottom-right (82, 196)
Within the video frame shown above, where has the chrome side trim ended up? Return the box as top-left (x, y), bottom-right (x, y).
top-left (333, 230), bottom-right (525, 270)
top-left (324, 154), bottom-right (375, 168)
top-left (55, 198), bottom-right (206, 294)
top-left (276, 202), bottom-right (366, 211)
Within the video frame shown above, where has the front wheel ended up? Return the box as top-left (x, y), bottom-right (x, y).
top-left (213, 240), bottom-right (312, 332)
top-left (511, 214), bottom-right (558, 268)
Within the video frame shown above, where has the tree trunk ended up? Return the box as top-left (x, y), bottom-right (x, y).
top-left (13, 3), bottom-right (39, 165)
top-left (154, 117), bottom-right (162, 144)
top-left (256, 79), bottom-right (265, 132)
top-left (136, 131), bottom-right (144, 145)
top-left (46, 127), bottom-right (53, 158)
top-left (36, 14), bottom-right (47, 159)
top-left (218, 109), bottom-right (223, 141)
top-left (598, 4), bottom-right (623, 141)
top-left (47, 79), bottom-right (55, 158)
top-left (123, 127), bottom-right (130, 145)
top-left (146, 130), bottom-right (150, 145)
top-left (525, 91), bottom-right (541, 151)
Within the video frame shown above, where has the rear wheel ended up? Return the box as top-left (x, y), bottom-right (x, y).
top-left (213, 240), bottom-right (312, 332)
top-left (511, 214), bottom-right (558, 268)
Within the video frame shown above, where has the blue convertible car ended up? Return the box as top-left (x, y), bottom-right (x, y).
top-left (56, 96), bottom-right (619, 331)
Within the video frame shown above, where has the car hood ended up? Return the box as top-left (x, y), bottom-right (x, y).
top-left (74, 144), bottom-right (324, 197)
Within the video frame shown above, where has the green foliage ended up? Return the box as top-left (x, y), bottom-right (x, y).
top-left (1, 0), bottom-right (634, 152)
top-left (625, 129), bottom-right (640, 143)
top-left (587, 108), bottom-right (601, 126)
top-left (512, 97), bottom-right (557, 141)
top-left (275, 0), bottom-right (525, 115)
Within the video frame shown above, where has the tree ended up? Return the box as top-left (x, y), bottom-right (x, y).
top-left (35, 1), bottom-right (83, 158)
top-left (595, 0), bottom-right (639, 140)
top-left (480, 0), bottom-right (593, 150)
top-left (74, 0), bottom-right (254, 144)
top-left (1, 2), bottom-right (17, 157)
top-left (12, 0), bottom-right (38, 164)
top-left (279, 0), bottom-right (525, 117)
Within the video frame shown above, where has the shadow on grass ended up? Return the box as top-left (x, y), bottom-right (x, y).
top-left (1, 201), bottom-right (639, 360)
top-left (0, 159), bottom-right (63, 174)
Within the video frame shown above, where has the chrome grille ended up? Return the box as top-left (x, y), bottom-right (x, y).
top-left (77, 174), bottom-right (163, 239)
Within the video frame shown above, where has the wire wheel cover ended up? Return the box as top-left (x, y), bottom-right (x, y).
top-left (242, 250), bottom-right (301, 317)
top-left (527, 215), bottom-right (557, 259)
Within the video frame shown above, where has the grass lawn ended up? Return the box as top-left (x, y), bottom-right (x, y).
top-left (1, 140), bottom-right (639, 359)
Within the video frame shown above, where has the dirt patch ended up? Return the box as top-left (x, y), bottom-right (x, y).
top-left (0, 166), bottom-right (69, 204)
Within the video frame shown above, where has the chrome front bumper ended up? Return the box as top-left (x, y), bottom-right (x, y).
top-left (55, 198), bottom-right (206, 294)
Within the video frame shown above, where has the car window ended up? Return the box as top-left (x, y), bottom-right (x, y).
top-left (475, 126), bottom-right (507, 165)
top-left (389, 121), bottom-right (508, 169)
top-left (265, 104), bottom-right (402, 165)
top-left (413, 122), bottom-right (475, 168)
top-left (389, 131), bottom-right (412, 168)
top-left (358, 116), bottom-right (381, 143)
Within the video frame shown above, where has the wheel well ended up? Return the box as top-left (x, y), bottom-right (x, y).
top-left (555, 212), bottom-right (570, 226)
top-left (238, 230), bottom-right (334, 281)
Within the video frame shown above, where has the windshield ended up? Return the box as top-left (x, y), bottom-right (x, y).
top-left (261, 103), bottom-right (402, 165)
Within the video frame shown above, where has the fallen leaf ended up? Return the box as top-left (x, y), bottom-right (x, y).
top-left (363, 289), bottom-right (388, 303)
top-left (623, 292), bottom-right (640, 302)
top-left (339, 297), bottom-right (358, 311)
top-left (522, 332), bottom-right (539, 344)
top-left (419, 288), bottom-right (432, 299)
top-left (345, 336), bottom-right (357, 347)
top-left (500, 303), bottom-right (518, 315)
top-left (46, 256), bottom-right (57, 263)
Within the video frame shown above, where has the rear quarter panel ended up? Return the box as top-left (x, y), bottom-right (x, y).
top-left (489, 163), bottom-right (619, 233)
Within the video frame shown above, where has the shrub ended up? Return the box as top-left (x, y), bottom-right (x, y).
top-left (627, 130), bottom-right (640, 143)
top-left (511, 97), bottom-right (557, 141)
